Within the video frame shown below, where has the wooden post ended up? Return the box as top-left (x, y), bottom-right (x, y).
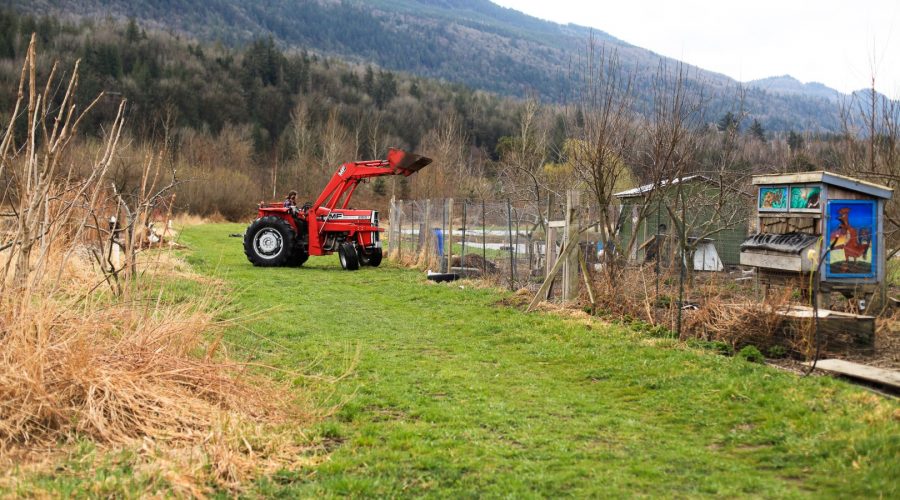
top-left (415, 201), bottom-right (421, 256)
top-left (546, 224), bottom-right (558, 278)
top-left (579, 248), bottom-right (596, 313)
top-left (507, 199), bottom-right (515, 289)
top-left (482, 199), bottom-right (487, 270)
top-left (419, 199), bottom-right (432, 268)
top-left (528, 222), bottom-right (580, 312)
top-left (388, 197), bottom-right (397, 259)
top-left (461, 201), bottom-right (467, 270)
top-left (398, 200), bottom-right (406, 262)
top-left (563, 190), bottom-right (580, 301)
top-left (447, 198), bottom-right (454, 271)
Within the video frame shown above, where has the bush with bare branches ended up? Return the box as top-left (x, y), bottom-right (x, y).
top-left (0, 36), bottom-right (336, 494)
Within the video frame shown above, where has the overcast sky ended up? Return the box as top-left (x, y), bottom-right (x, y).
top-left (491, 0), bottom-right (900, 99)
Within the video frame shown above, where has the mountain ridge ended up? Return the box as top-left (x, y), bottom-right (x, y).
top-left (10, 0), bottom-right (878, 132)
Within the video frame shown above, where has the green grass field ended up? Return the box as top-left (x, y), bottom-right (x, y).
top-left (179, 223), bottom-right (898, 497)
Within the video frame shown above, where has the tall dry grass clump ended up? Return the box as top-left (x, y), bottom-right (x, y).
top-left (682, 293), bottom-right (792, 349)
top-left (590, 265), bottom-right (798, 351)
top-left (0, 37), bottom-right (331, 494)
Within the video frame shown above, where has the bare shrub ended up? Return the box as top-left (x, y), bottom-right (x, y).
top-left (683, 292), bottom-right (792, 350)
top-left (173, 125), bottom-right (264, 220)
top-left (590, 265), bottom-right (795, 352)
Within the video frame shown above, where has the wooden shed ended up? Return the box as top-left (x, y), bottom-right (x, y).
top-left (615, 175), bottom-right (750, 267)
top-left (740, 171), bottom-right (893, 298)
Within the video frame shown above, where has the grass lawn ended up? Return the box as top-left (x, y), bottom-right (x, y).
top-left (181, 223), bottom-right (898, 497)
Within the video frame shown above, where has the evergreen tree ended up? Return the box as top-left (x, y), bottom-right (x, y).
top-left (787, 130), bottom-right (804, 152)
top-left (717, 111), bottom-right (738, 132)
top-left (574, 107), bottom-right (584, 129)
top-left (374, 70), bottom-right (397, 108)
top-left (126, 17), bottom-right (140, 44)
top-left (749, 119), bottom-right (765, 142)
top-left (373, 177), bottom-right (387, 196)
top-left (363, 65), bottom-right (375, 96)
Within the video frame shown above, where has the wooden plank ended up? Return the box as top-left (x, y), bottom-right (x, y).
top-left (775, 305), bottom-right (876, 355)
top-left (751, 172), bottom-right (893, 200)
top-left (804, 359), bottom-right (900, 390)
top-left (741, 251), bottom-right (803, 271)
top-left (753, 172), bottom-right (826, 185)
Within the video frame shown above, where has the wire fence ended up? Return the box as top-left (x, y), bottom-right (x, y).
top-left (385, 193), bottom-right (890, 361)
top-left (384, 195), bottom-right (745, 335)
top-left (386, 195), bottom-right (752, 289)
top-left (386, 198), bottom-right (544, 290)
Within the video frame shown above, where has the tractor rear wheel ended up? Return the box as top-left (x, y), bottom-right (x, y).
top-left (244, 216), bottom-right (295, 267)
top-left (359, 247), bottom-right (383, 267)
top-left (338, 241), bottom-right (360, 270)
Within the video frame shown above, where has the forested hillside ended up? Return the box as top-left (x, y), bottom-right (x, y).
top-left (0, 9), bottom-right (533, 218)
top-left (13, 0), bottom-right (851, 131)
top-left (0, 9), bottom-right (517, 151)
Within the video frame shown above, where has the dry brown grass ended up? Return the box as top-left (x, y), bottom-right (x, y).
top-left (587, 265), bottom-right (799, 351)
top-left (0, 247), bottom-right (332, 494)
top-left (682, 293), bottom-right (793, 349)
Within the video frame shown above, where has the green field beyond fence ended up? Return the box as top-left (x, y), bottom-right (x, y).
top-left (178, 223), bottom-right (898, 497)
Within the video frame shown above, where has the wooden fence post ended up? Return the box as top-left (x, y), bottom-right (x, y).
top-left (461, 201), bottom-right (467, 269)
top-left (447, 198), bottom-right (454, 271)
top-left (563, 190), bottom-right (581, 301)
top-left (507, 199), bottom-right (515, 290)
top-left (418, 199), bottom-right (433, 269)
top-left (482, 199), bottom-right (487, 269)
top-left (387, 196), bottom-right (397, 259)
top-left (546, 224), bottom-right (558, 278)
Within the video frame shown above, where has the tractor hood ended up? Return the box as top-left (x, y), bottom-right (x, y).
top-left (387, 148), bottom-right (432, 176)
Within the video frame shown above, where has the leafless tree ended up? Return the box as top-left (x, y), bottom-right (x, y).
top-left (839, 70), bottom-right (900, 257)
top-left (0, 35), bottom-right (126, 294)
top-left (666, 85), bottom-right (751, 284)
top-left (618, 60), bottom-right (707, 276)
top-left (415, 109), bottom-right (468, 199)
top-left (567, 41), bottom-right (636, 270)
top-left (497, 96), bottom-right (551, 215)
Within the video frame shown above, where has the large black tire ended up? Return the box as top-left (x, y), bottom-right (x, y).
top-left (338, 241), bottom-right (360, 271)
top-left (288, 251), bottom-right (309, 267)
top-left (359, 247), bottom-right (383, 267)
top-left (287, 220), bottom-right (310, 267)
top-left (244, 216), bottom-right (295, 267)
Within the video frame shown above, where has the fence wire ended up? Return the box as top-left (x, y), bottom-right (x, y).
top-left (388, 199), bottom-right (546, 290)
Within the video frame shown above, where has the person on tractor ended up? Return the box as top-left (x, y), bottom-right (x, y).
top-left (283, 190), bottom-right (297, 208)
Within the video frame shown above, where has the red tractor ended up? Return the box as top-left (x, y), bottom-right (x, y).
top-left (244, 149), bottom-right (431, 270)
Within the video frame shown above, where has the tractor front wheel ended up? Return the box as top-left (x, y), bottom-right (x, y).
top-left (359, 247), bottom-right (383, 267)
top-left (244, 216), bottom-right (295, 267)
top-left (338, 241), bottom-right (360, 270)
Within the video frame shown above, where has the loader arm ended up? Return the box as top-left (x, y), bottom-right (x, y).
top-left (312, 149), bottom-right (432, 212)
top-left (306, 149), bottom-right (431, 255)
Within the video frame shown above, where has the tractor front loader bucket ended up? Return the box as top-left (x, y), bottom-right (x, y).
top-left (388, 148), bottom-right (432, 176)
